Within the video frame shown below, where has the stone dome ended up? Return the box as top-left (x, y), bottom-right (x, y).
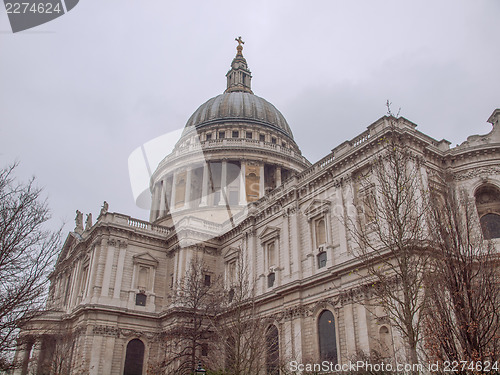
top-left (184, 92), bottom-right (294, 139)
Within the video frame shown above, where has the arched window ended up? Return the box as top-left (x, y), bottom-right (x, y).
top-left (123, 339), bottom-right (145, 375)
top-left (266, 325), bottom-right (279, 375)
top-left (318, 310), bottom-right (337, 363)
top-left (315, 219), bottom-right (326, 246)
top-left (475, 185), bottom-right (500, 239)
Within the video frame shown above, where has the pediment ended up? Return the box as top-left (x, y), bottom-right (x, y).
top-left (133, 252), bottom-right (159, 266)
top-left (258, 225), bottom-right (280, 243)
top-left (56, 232), bottom-right (81, 265)
top-left (223, 246), bottom-right (240, 261)
top-left (303, 199), bottom-right (331, 220)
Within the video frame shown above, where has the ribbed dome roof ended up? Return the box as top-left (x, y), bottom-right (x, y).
top-left (184, 92), bottom-right (294, 139)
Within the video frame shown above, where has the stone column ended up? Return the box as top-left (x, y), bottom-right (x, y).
top-left (100, 240), bottom-right (115, 298)
top-left (113, 245), bottom-right (127, 300)
top-left (15, 338), bottom-right (34, 375)
top-left (149, 183), bottom-right (158, 222)
top-left (170, 171), bottom-right (177, 211)
top-left (283, 210), bottom-right (291, 278)
top-left (185, 166), bottom-right (192, 209)
top-left (291, 206), bottom-right (301, 278)
top-left (159, 179), bottom-right (166, 217)
top-left (356, 303), bottom-right (371, 354)
top-left (67, 262), bottom-right (80, 307)
top-left (101, 337), bottom-right (115, 374)
top-left (259, 163), bottom-right (265, 197)
top-left (200, 163), bottom-right (209, 207)
top-left (86, 244), bottom-right (99, 301)
top-left (89, 335), bottom-right (103, 375)
top-left (248, 229), bottom-right (256, 286)
top-left (219, 160), bottom-right (228, 206)
top-left (276, 166), bottom-right (282, 186)
top-left (343, 303), bottom-right (357, 357)
top-left (294, 315), bottom-right (304, 363)
top-left (239, 161), bottom-right (246, 205)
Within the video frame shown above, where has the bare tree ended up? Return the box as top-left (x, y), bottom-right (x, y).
top-left (208, 247), bottom-right (268, 375)
top-left (163, 256), bottom-right (223, 374)
top-left (0, 163), bottom-right (60, 370)
top-left (425, 184), bottom-right (500, 364)
top-left (347, 128), bottom-right (431, 366)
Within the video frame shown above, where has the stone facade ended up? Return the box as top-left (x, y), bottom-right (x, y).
top-left (13, 43), bottom-right (500, 375)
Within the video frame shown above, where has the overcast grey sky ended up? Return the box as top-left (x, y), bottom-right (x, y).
top-left (1, 0), bottom-right (499, 232)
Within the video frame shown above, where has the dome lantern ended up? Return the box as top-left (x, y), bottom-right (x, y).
top-left (225, 36), bottom-right (253, 94)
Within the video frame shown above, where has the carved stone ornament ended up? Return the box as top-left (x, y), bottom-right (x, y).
top-left (453, 167), bottom-right (500, 181)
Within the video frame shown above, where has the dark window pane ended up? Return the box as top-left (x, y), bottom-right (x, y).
top-left (246, 131), bottom-right (253, 139)
top-left (266, 325), bottom-right (279, 375)
top-left (219, 132), bottom-right (225, 139)
top-left (318, 252), bottom-right (327, 268)
top-left (228, 288), bottom-right (235, 302)
top-left (135, 293), bottom-right (146, 306)
top-left (480, 213), bottom-right (500, 239)
top-left (201, 343), bottom-right (208, 357)
top-left (267, 272), bottom-right (275, 288)
top-left (271, 137), bottom-right (277, 144)
top-left (232, 131), bottom-right (239, 138)
top-left (135, 293), bottom-right (147, 306)
top-left (206, 133), bottom-right (212, 141)
top-left (123, 339), bottom-right (145, 375)
top-left (260, 134), bottom-right (265, 142)
top-left (204, 274), bottom-right (211, 287)
top-left (318, 310), bottom-right (337, 363)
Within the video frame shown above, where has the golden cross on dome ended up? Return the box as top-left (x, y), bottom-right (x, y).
top-left (235, 36), bottom-right (244, 46)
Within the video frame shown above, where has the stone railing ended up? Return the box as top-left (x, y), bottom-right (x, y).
top-left (167, 138), bottom-right (308, 165)
top-left (99, 213), bottom-right (172, 235)
top-left (349, 130), bottom-right (371, 147)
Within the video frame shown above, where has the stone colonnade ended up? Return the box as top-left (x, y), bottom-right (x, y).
top-left (151, 160), bottom-right (288, 221)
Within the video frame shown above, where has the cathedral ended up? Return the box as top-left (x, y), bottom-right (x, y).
top-left (13, 39), bottom-right (500, 375)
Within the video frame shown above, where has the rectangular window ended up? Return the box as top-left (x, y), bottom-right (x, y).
top-left (267, 272), bottom-right (275, 288)
top-left (201, 343), bottom-right (208, 357)
top-left (219, 131), bottom-right (225, 139)
top-left (246, 131), bottom-right (253, 139)
top-left (135, 293), bottom-right (147, 306)
top-left (271, 137), bottom-right (277, 144)
top-left (206, 133), bottom-right (212, 141)
top-left (204, 274), bottom-right (211, 287)
top-left (318, 252), bottom-right (327, 269)
top-left (259, 134), bottom-right (265, 142)
top-left (232, 130), bottom-right (239, 138)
